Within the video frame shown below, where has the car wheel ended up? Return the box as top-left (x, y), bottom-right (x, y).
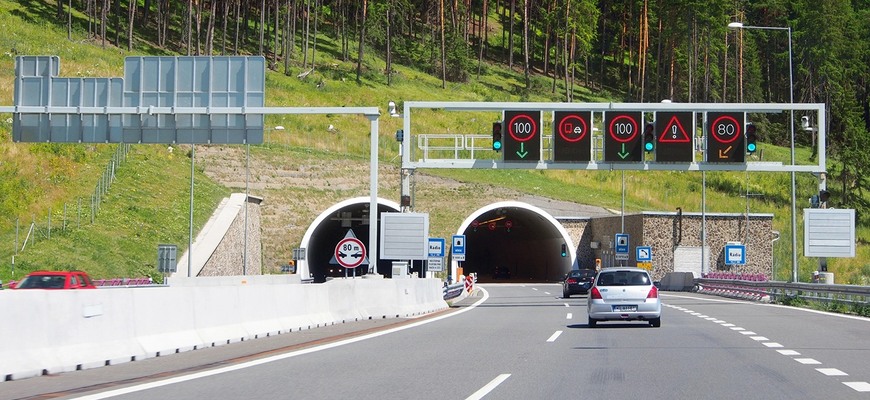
top-left (650, 318), bottom-right (661, 328)
top-left (588, 318), bottom-right (598, 328)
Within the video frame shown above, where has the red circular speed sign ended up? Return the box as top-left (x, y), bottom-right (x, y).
top-left (335, 237), bottom-right (366, 268)
top-left (608, 114), bottom-right (639, 143)
top-left (710, 115), bottom-right (741, 144)
top-left (507, 113), bottom-right (538, 142)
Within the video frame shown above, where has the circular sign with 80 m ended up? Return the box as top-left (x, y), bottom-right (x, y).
top-left (335, 237), bottom-right (366, 268)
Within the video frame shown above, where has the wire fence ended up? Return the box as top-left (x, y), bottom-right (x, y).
top-left (14, 143), bottom-right (131, 254)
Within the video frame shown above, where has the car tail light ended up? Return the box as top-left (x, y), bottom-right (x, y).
top-left (647, 285), bottom-right (659, 299)
top-left (590, 287), bottom-right (602, 299)
top-left (567, 278), bottom-right (577, 284)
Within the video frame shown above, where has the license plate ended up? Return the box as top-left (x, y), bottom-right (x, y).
top-left (612, 305), bottom-right (637, 312)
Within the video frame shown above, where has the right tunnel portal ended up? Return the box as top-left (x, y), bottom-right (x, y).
top-left (452, 201), bottom-right (575, 283)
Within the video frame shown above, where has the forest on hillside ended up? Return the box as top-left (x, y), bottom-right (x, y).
top-left (40, 0), bottom-right (870, 218)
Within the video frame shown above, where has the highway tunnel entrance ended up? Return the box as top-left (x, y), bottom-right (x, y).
top-left (452, 201), bottom-right (575, 283)
top-left (302, 199), bottom-right (574, 283)
top-left (299, 197), bottom-right (401, 282)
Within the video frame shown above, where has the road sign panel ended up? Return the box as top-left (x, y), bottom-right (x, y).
top-left (427, 257), bottom-right (444, 271)
top-left (553, 111), bottom-right (592, 162)
top-left (452, 234), bottom-right (466, 261)
top-left (503, 110), bottom-right (541, 162)
top-left (707, 112), bottom-right (745, 163)
top-left (655, 112), bottom-right (694, 162)
top-left (636, 246), bottom-right (652, 262)
top-left (615, 233), bottom-right (629, 254)
top-left (14, 56), bottom-right (266, 144)
top-left (428, 238), bottom-right (446, 258)
top-left (604, 111), bottom-right (642, 162)
top-left (335, 237), bottom-right (366, 268)
top-left (724, 244), bottom-right (746, 265)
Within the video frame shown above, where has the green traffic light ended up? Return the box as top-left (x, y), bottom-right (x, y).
top-left (493, 141), bottom-right (502, 150)
top-left (747, 143), bottom-right (757, 153)
top-left (644, 142), bottom-right (654, 152)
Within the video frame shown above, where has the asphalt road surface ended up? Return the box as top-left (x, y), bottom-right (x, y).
top-left (5, 284), bottom-right (870, 399)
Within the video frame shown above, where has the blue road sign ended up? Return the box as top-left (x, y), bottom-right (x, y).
top-left (452, 235), bottom-right (466, 255)
top-left (636, 246), bottom-right (652, 262)
top-left (615, 233), bottom-right (629, 254)
top-left (428, 238), bottom-right (446, 258)
top-left (725, 244), bottom-right (746, 265)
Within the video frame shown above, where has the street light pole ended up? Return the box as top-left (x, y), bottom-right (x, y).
top-left (728, 21), bottom-right (797, 282)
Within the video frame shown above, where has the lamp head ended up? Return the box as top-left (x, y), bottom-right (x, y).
top-left (728, 22), bottom-right (744, 29)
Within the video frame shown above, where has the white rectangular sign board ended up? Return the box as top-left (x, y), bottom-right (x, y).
top-left (804, 208), bottom-right (855, 257)
top-left (380, 212), bottom-right (430, 260)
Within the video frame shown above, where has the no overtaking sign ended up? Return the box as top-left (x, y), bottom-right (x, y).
top-left (335, 237), bottom-right (366, 268)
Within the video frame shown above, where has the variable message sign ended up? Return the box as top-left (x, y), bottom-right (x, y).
top-left (604, 111), bottom-right (643, 162)
top-left (503, 110), bottom-right (541, 162)
top-left (707, 112), bottom-right (745, 163)
top-left (553, 111), bottom-right (592, 162)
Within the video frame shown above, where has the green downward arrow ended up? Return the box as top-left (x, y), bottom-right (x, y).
top-left (517, 142), bottom-right (529, 158)
top-left (618, 143), bottom-right (630, 159)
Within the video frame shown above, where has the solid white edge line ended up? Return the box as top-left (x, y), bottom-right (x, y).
top-left (466, 374), bottom-right (511, 400)
top-left (72, 288), bottom-right (493, 400)
top-left (547, 331), bottom-right (563, 342)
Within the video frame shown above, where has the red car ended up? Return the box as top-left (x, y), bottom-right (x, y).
top-left (11, 270), bottom-right (97, 289)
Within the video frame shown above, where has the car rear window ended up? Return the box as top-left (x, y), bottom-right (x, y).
top-left (596, 271), bottom-right (650, 286)
top-left (18, 275), bottom-right (66, 289)
top-left (569, 270), bottom-right (596, 278)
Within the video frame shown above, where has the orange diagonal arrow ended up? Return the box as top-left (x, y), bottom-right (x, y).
top-left (718, 146), bottom-right (732, 159)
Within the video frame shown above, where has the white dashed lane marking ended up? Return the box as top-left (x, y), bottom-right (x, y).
top-left (844, 382), bottom-right (870, 392)
top-left (546, 331), bottom-right (562, 343)
top-left (817, 368), bottom-right (849, 376)
top-left (662, 302), bottom-right (870, 393)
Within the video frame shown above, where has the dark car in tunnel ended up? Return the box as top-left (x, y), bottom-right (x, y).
top-left (562, 269), bottom-right (595, 298)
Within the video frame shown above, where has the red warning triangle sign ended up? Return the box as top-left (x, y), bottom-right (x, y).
top-left (659, 115), bottom-right (691, 143)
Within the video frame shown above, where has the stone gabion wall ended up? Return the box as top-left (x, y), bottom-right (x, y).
top-left (578, 212), bottom-right (773, 281)
top-left (560, 218), bottom-right (592, 267)
top-left (199, 198), bottom-right (263, 277)
top-left (641, 213), bottom-right (773, 279)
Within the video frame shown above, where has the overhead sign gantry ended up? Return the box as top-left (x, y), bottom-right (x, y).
top-left (399, 101), bottom-right (826, 173)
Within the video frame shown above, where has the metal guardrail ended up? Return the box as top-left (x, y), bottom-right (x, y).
top-left (443, 282), bottom-right (465, 300)
top-left (695, 278), bottom-right (870, 305)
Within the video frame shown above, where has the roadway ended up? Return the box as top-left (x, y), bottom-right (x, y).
top-left (5, 284), bottom-right (870, 399)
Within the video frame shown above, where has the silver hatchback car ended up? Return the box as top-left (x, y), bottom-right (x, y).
top-left (587, 267), bottom-right (661, 327)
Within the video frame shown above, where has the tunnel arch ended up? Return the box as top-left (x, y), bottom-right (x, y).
top-left (450, 201), bottom-right (576, 283)
top-left (298, 197), bottom-right (401, 282)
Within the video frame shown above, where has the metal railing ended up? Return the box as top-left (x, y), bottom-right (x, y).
top-left (695, 278), bottom-right (870, 306)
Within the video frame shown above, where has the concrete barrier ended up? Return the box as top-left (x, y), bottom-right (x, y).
top-left (0, 276), bottom-right (448, 381)
top-left (660, 272), bottom-right (695, 291)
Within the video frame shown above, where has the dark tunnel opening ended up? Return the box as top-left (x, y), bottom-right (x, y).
top-left (306, 202), bottom-right (399, 282)
top-left (459, 204), bottom-right (573, 283)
